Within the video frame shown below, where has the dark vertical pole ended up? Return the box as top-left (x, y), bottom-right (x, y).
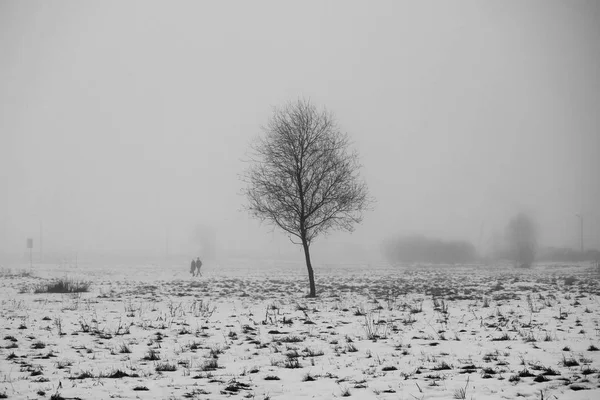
top-left (165, 228), bottom-right (169, 260)
top-left (580, 216), bottom-right (584, 254)
top-left (576, 213), bottom-right (584, 255)
top-left (40, 220), bottom-right (43, 263)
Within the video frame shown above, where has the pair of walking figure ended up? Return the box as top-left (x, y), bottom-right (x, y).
top-left (190, 257), bottom-right (202, 277)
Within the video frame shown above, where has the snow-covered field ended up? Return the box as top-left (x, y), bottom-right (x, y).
top-left (1, 260), bottom-right (599, 400)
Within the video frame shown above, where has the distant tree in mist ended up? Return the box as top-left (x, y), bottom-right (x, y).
top-left (383, 235), bottom-right (478, 265)
top-left (242, 99), bottom-right (372, 297)
top-left (505, 212), bottom-right (538, 268)
top-left (193, 224), bottom-right (216, 260)
top-left (489, 230), bottom-right (505, 260)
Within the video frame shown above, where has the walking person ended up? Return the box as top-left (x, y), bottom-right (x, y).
top-left (195, 257), bottom-right (203, 276)
top-left (190, 258), bottom-right (197, 276)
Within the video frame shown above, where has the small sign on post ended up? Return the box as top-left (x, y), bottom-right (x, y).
top-left (27, 238), bottom-right (33, 267)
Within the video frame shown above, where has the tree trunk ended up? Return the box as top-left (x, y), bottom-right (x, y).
top-left (301, 238), bottom-right (316, 297)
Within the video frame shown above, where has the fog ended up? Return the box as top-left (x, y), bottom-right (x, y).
top-left (1, 1), bottom-right (599, 263)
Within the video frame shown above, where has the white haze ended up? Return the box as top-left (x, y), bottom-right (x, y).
top-left (1, 1), bottom-right (599, 262)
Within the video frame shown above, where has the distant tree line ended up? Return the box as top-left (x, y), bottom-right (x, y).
top-left (383, 212), bottom-right (598, 268)
top-left (382, 213), bottom-right (538, 267)
top-left (382, 235), bottom-right (478, 265)
top-left (537, 247), bottom-right (600, 263)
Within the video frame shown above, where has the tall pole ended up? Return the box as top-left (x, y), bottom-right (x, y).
top-left (576, 213), bottom-right (583, 254)
top-left (580, 216), bottom-right (584, 254)
top-left (39, 220), bottom-right (43, 263)
top-left (165, 227), bottom-right (169, 259)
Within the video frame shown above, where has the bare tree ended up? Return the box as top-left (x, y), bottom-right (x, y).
top-left (506, 212), bottom-right (538, 268)
top-left (242, 99), bottom-right (372, 297)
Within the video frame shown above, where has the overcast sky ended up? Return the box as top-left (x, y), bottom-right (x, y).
top-left (1, 1), bottom-right (599, 260)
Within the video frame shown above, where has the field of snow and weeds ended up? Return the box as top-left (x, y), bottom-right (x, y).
top-left (1, 260), bottom-right (600, 400)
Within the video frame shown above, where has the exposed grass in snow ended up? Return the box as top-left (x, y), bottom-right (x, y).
top-left (0, 261), bottom-right (599, 399)
top-left (33, 277), bottom-right (90, 294)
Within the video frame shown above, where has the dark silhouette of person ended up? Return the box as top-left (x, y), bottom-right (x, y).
top-left (195, 257), bottom-right (203, 276)
top-left (190, 258), bottom-right (196, 276)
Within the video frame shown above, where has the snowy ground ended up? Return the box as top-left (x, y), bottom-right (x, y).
top-left (1, 260), bottom-right (599, 400)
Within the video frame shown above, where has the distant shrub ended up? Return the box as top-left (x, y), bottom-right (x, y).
top-left (155, 362), bottom-right (177, 372)
top-left (303, 347), bottom-right (325, 357)
top-left (31, 341), bottom-right (46, 349)
top-left (564, 276), bottom-right (577, 286)
top-left (382, 235), bottom-right (478, 264)
top-left (562, 355), bottom-right (579, 367)
top-left (105, 369), bottom-right (138, 378)
top-left (70, 370), bottom-right (95, 380)
top-left (302, 372), bottom-right (316, 382)
top-left (200, 359), bottom-right (218, 371)
top-left (538, 247), bottom-right (600, 263)
top-left (143, 349), bottom-right (160, 361)
top-left (118, 343), bottom-right (131, 354)
top-left (284, 350), bottom-right (301, 369)
top-left (340, 386), bottom-right (351, 397)
top-left (432, 361), bottom-right (452, 370)
top-left (492, 332), bottom-right (511, 341)
top-left (34, 278), bottom-right (90, 294)
top-left (346, 344), bottom-right (358, 353)
top-left (277, 335), bottom-right (304, 343)
top-left (209, 345), bottom-right (223, 358)
top-left (0, 268), bottom-right (33, 278)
